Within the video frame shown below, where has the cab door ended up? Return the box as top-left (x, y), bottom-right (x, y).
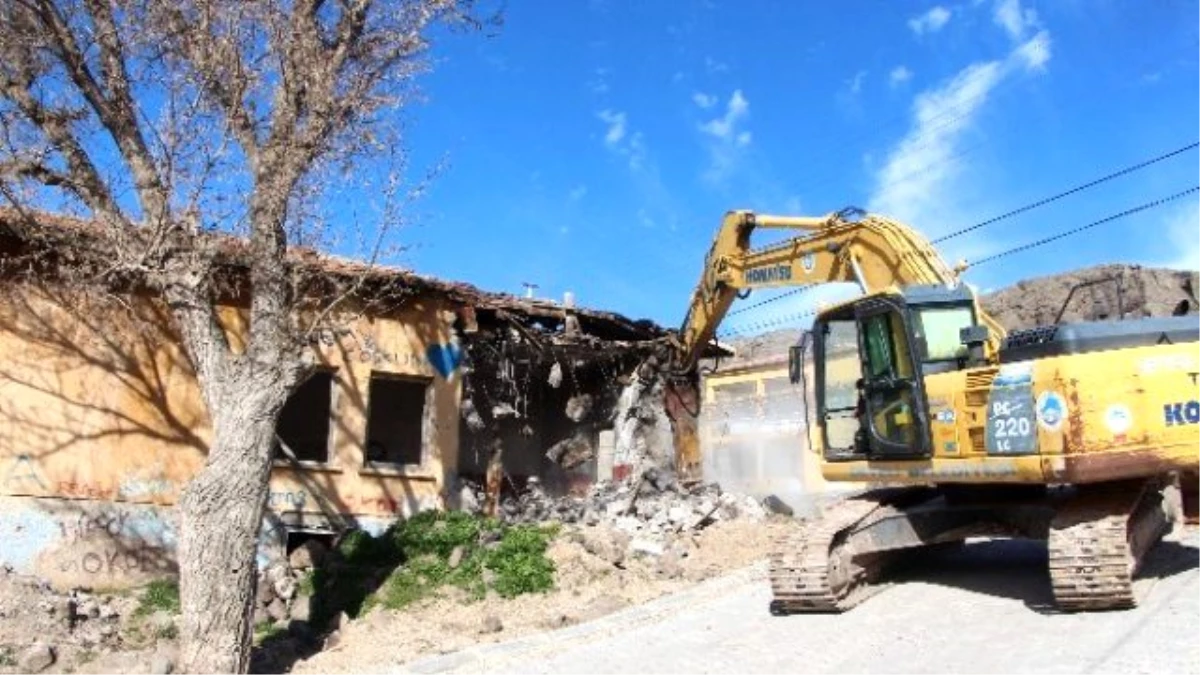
top-left (855, 297), bottom-right (932, 458)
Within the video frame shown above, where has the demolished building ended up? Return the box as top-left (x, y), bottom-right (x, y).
top-left (0, 211), bottom-right (698, 589)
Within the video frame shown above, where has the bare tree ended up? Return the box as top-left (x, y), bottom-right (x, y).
top-left (0, 0), bottom-right (489, 670)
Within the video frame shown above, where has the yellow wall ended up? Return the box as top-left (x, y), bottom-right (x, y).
top-left (0, 281), bottom-right (463, 524)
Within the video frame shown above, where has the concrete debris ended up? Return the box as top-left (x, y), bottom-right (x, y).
top-left (545, 431), bottom-right (595, 470)
top-left (461, 398), bottom-right (487, 433)
top-left (479, 470), bottom-right (767, 552)
top-left (491, 402), bottom-right (520, 419)
top-left (548, 361), bottom-right (563, 388)
top-left (481, 615), bottom-right (504, 634)
top-left (763, 494), bottom-right (795, 517)
top-left (19, 643), bottom-right (56, 673)
top-left (565, 394), bottom-right (593, 422)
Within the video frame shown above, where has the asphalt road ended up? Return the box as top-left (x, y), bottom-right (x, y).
top-left (401, 526), bottom-right (1199, 675)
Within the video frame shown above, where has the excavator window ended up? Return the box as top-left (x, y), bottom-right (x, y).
top-left (860, 309), bottom-right (922, 452)
top-left (913, 306), bottom-right (974, 363)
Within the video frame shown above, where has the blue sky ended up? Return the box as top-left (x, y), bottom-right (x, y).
top-left (395, 0), bottom-right (1199, 336)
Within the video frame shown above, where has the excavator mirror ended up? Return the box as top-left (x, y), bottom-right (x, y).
top-left (789, 330), bottom-right (812, 385)
top-left (789, 345), bottom-right (803, 384)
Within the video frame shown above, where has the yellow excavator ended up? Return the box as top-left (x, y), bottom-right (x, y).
top-left (666, 207), bottom-right (1199, 612)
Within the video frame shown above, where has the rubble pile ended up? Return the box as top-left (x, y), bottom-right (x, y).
top-left (465, 469), bottom-right (774, 545)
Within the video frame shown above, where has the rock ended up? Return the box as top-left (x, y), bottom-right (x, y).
top-left (323, 629), bottom-right (343, 650)
top-left (78, 599), bottom-right (101, 619)
top-left (256, 576), bottom-right (276, 605)
top-left (99, 603), bottom-right (120, 620)
top-left (267, 598), bottom-right (289, 623)
top-left (448, 545), bottom-right (466, 570)
top-left (656, 551), bottom-right (684, 579)
top-left (289, 539), bottom-right (329, 570)
top-left (290, 595), bottom-right (312, 623)
top-left (547, 362), bottom-right (563, 388)
top-left (273, 574), bottom-right (298, 602)
top-left (481, 615), bottom-right (503, 634)
top-left (630, 538), bottom-right (664, 557)
top-left (19, 644), bottom-right (56, 673)
top-left (762, 494), bottom-right (794, 517)
top-left (148, 653), bottom-right (175, 674)
top-left (459, 485), bottom-right (482, 513)
top-left (565, 394), bottom-right (593, 422)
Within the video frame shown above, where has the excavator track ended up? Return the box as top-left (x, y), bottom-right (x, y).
top-left (1047, 479), bottom-right (1172, 612)
top-left (768, 493), bottom-right (888, 613)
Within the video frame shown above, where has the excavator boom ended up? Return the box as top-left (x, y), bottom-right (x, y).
top-left (673, 208), bottom-right (1005, 373)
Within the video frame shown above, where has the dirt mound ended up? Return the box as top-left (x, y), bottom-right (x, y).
top-left (291, 517), bottom-right (792, 674)
top-left (981, 264), bottom-right (1198, 331)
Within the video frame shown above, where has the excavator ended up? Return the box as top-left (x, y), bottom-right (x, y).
top-left (664, 207), bottom-right (1199, 612)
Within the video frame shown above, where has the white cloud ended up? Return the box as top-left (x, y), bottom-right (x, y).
top-left (692, 92), bottom-right (718, 109)
top-left (596, 109), bottom-right (626, 147)
top-left (705, 56), bottom-right (730, 74)
top-left (699, 89), bottom-right (750, 141)
top-left (848, 70), bottom-right (868, 94)
top-left (589, 67), bottom-right (611, 95)
top-left (908, 6), bottom-right (952, 35)
top-left (868, 61), bottom-right (1005, 233)
top-left (1160, 199), bottom-right (1200, 271)
top-left (889, 66), bottom-right (913, 88)
top-left (1014, 30), bottom-right (1052, 72)
top-left (568, 185), bottom-right (588, 202)
top-left (867, 14), bottom-right (1055, 247)
top-left (993, 0), bottom-right (1040, 42)
top-left (698, 90), bottom-right (753, 183)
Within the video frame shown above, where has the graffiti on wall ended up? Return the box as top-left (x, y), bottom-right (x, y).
top-left (3, 454), bottom-right (48, 492)
top-left (267, 490), bottom-right (308, 510)
top-left (425, 343), bottom-right (463, 378)
top-left (312, 327), bottom-right (429, 371)
top-left (57, 546), bottom-right (174, 577)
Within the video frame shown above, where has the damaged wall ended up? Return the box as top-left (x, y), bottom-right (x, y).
top-left (0, 280), bottom-right (457, 587)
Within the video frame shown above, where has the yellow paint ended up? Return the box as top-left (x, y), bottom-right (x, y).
top-left (822, 341), bottom-right (1200, 484)
top-left (0, 280), bottom-right (463, 519)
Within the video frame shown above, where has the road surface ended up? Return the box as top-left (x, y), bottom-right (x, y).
top-left (401, 527), bottom-right (1199, 675)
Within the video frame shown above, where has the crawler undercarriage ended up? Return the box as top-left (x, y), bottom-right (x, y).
top-left (768, 476), bottom-right (1180, 613)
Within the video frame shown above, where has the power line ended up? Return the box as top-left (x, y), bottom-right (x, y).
top-left (934, 141), bottom-right (1199, 244)
top-left (726, 285), bottom-right (813, 317)
top-left (971, 186), bottom-right (1199, 267)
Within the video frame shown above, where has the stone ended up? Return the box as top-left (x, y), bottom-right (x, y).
top-left (267, 598), bottom-right (289, 623)
top-left (274, 574), bottom-right (298, 602)
top-left (19, 644), bottom-right (56, 673)
top-left (657, 551), bottom-right (684, 579)
top-left (459, 485), bottom-right (481, 513)
top-left (289, 539), bottom-right (329, 570)
top-left (256, 576), bottom-right (276, 605)
top-left (290, 595), bottom-right (312, 623)
top-left (547, 362), bottom-right (563, 388)
top-left (448, 545), bottom-right (466, 570)
top-left (99, 603), bottom-right (120, 620)
top-left (481, 615), bottom-right (503, 634)
top-left (763, 494), bottom-right (794, 517)
top-left (323, 629), bottom-right (343, 650)
top-left (78, 599), bottom-right (101, 619)
top-left (630, 538), bottom-right (664, 557)
top-left (148, 653), bottom-right (175, 674)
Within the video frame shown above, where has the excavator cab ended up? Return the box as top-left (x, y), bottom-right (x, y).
top-left (798, 284), bottom-right (983, 462)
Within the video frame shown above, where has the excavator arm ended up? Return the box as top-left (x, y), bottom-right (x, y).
top-left (671, 207), bottom-right (1006, 372)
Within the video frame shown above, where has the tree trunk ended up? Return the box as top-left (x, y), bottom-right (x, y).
top-left (177, 385), bottom-right (285, 673)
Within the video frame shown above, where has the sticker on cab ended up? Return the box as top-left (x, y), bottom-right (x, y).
top-left (1104, 404), bottom-right (1133, 434)
top-left (1035, 391), bottom-right (1066, 433)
